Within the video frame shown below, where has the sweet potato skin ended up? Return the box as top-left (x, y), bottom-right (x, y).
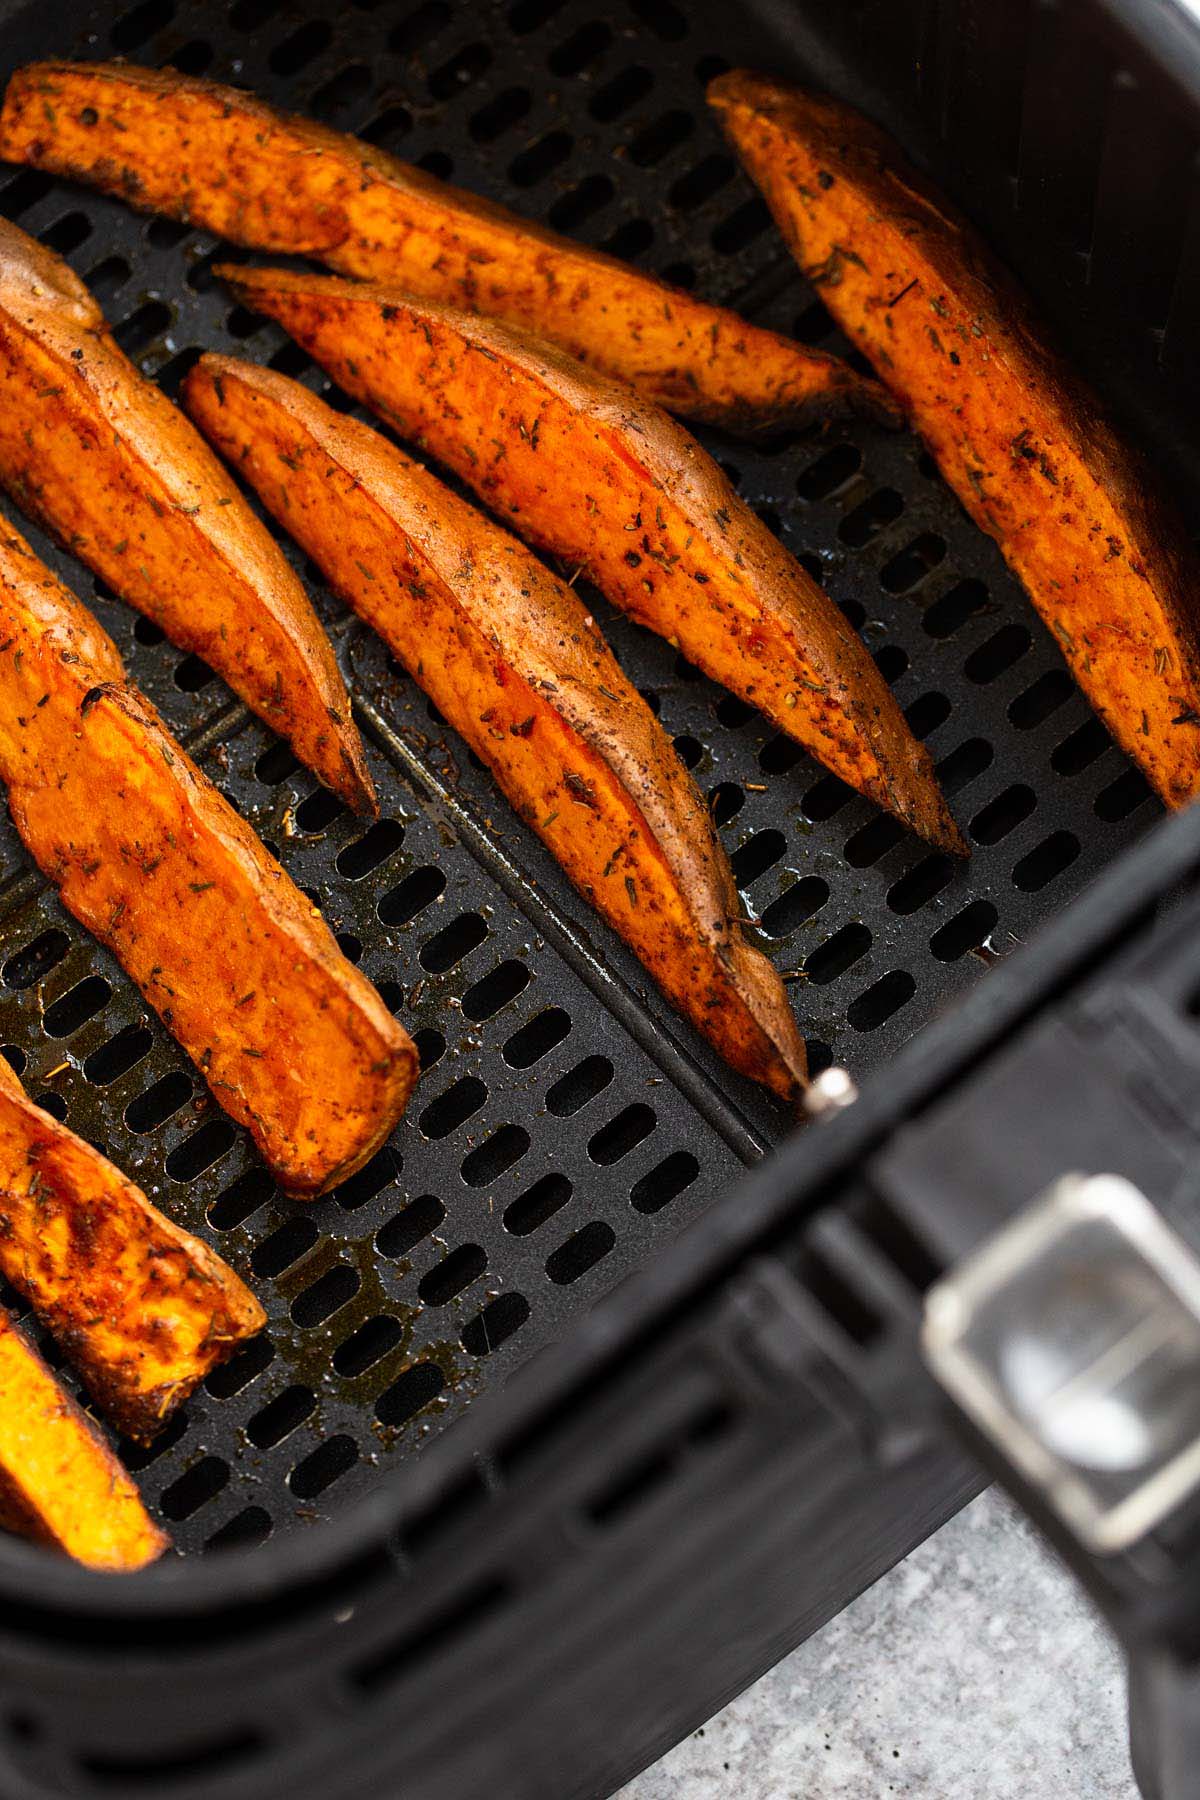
top-left (217, 268), bottom-right (964, 856)
top-left (710, 71), bottom-right (1200, 809)
top-left (0, 1307), bottom-right (167, 1570)
top-left (0, 60), bottom-right (897, 436)
top-left (0, 524), bottom-right (417, 1196)
top-left (0, 215), bottom-right (373, 814)
top-left (0, 1053), bottom-right (264, 1442)
top-left (186, 355), bottom-right (807, 1098)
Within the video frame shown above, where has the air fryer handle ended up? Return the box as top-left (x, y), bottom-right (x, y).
top-left (914, 1172), bottom-right (1200, 1800)
top-left (1127, 1646), bottom-right (1200, 1800)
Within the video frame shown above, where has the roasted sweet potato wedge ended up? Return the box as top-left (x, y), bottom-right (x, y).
top-left (0, 524), bottom-right (417, 1196)
top-left (186, 356), bottom-right (808, 1098)
top-left (0, 60), bottom-right (897, 437)
top-left (0, 1051), bottom-right (264, 1441)
top-left (710, 72), bottom-right (1200, 809)
top-left (215, 268), bottom-right (964, 855)
top-left (0, 216), bottom-right (374, 814)
top-left (0, 1306), bottom-right (167, 1569)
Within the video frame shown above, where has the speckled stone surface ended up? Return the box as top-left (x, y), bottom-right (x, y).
top-left (620, 1489), bottom-right (1137, 1799)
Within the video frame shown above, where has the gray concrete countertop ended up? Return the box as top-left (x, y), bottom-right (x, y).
top-left (620, 1488), bottom-right (1138, 1800)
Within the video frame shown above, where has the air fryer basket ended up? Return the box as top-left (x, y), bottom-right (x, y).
top-left (0, 0), bottom-right (1196, 1795)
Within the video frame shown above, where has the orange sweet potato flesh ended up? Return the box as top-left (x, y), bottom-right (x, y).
top-left (186, 356), bottom-right (807, 1099)
top-left (216, 268), bottom-right (964, 856)
top-left (0, 524), bottom-right (417, 1197)
top-left (0, 1052), bottom-right (264, 1442)
top-left (0, 1306), bottom-right (167, 1569)
top-left (0, 215), bottom-right (374, 815)
top-left (710, 72), bottom-right (1200, 809)
top-left (0, 60), bottom-right (898, 436)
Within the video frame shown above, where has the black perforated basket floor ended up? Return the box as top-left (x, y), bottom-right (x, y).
top-left (0, 0), bottom-right (1162, 1557)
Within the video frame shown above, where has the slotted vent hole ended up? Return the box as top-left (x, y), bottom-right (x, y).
top-left (375, 1363), bottom-right (445, 1428)
top-left (205, 1507), bottom-right (272, 1554)
top-left (806, 923), bottom-right (872, 986)
top-left (938, 737), bottom-right (994, 795)
top-left (269, 18), bottom-right (332, 74)
top-left (462, 960), bottom-right (530, 1022)
top-left (161, 1457), bottom-right (229, 1522)
top-left (310, 64), bottom-right (371, 121)
top-left (389, 0), bottom-right (452, 53)
top-left (880, 533), bottom-right (946, 592)
top-left (461, 1124), bottom-right (530, 1187)
top-left (462, 1293), bottom-right (530, 1356)
top-left (43, 976), bottom-right (111, 1038)
top-left (590, 66), bottom-right (653, 123)
top-left (1013, 830), bottom-right (1081, 891)
top-left (208, 1168), bottom-right (273, 1234)
top-left (549, 20), bottom-right (611, 74)
top-left (839, 486), bottom-right (904, 546)
top-left (165, 1119), bottom-right (236, 1182)
top-left (336, 819), bottom-right (405, 879)
top-left (291, 1265), bottom-right (361, 1327)
top-left (797, 443), bottom-right (861, 502)
top-left (731, 830), bottom-right (787, 888)
top-left (505, 1173), bottom-right (572, 1236)
top-left (546, 1056), bottom-right (614, 1116)
top-left (40, 212), bottom-right (92, 256)
top-left (334, 1317), bottom-right (405, 1378)
top-left (503, 1008), bottom-right (570, 1067)
top-left (510, 131), bottom-right (573, 187)
top-left (760, 877), bottom-right (829, 939)
top-left (1009, 668), bottom-right (1075, 728)
top-left (5, 930), bottom-right (69, 990)
top-left (420, 911), bottom-right (488, 973)
top-left (588, 1105), bottom-right (655, 1165)
top-left (167, 40), bottom-right (212, 75)
top-left (125, 1071), bottom-right (193, 1133)
top-left (378, 1195), bottom-right (446, 1260)
top-left (418, 1244), bottom-right (487, 1305)
top-left (1054, 717), bottom-right (1112, 775)
top-left (924, 578), bottom-right (990, 638)
top-left (112, 0), bottom-right (174, 50)
top-left (290, 1437), bottom-right (358, 1499)
top-left (847, 970), bottom-right (916, 1031)
top-left (420, 1077), bottom-right (487, 1140)
top-left (629, 109), bottom-right (692, 167)
top-left (887, 855), bottom-right (957, 917)
top-left (333, 1146), bottom-right (399, 1213)
top-left (471, 86), bottom-right (532, 142)
top-left (1096, 770), bottom-right (1153, 821)
top-left (630, 1151), bottom-right (700, 1215)
top-left (970, 784), bottom-right (1037, 846)
top-left (547, 1220), bottom-right (616, 1284)
top-left (965, 623), bottom-right (1032, 683)
top-left (430, 42), bottom-right (493, 99)
top-left (204, 1334), bottom-right (274, 1400)
top-left (931, 900), bottom-right (999, 962)
top-left (247, 1386), bottom-right (315, 1450)
top-left (379, 865), bottom-right (446, 926)
top-left (252, 1217), bottom-right (319, 1279)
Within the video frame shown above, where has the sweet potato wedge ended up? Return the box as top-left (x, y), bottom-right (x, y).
top-left (710, 72), bottom-right (1200, 809)
top-left (0, 1051), bottom-right (264, 1441)
top-left (215, 268), bottom-right (964, 855)
top-left (0, 60), bottom-right (897, 437)
top-left (0, 1306), bottom-right (167, 1569)
top-left (186, 356), bottom-right (808, 1098)
top-left (0, 523), bottom-right (417, 1196)
top-left (0, 215), bottom-right (374, 814)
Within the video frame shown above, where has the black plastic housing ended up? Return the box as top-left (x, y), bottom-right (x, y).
top-left (0, 0), bottom-right (1196, 1795)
